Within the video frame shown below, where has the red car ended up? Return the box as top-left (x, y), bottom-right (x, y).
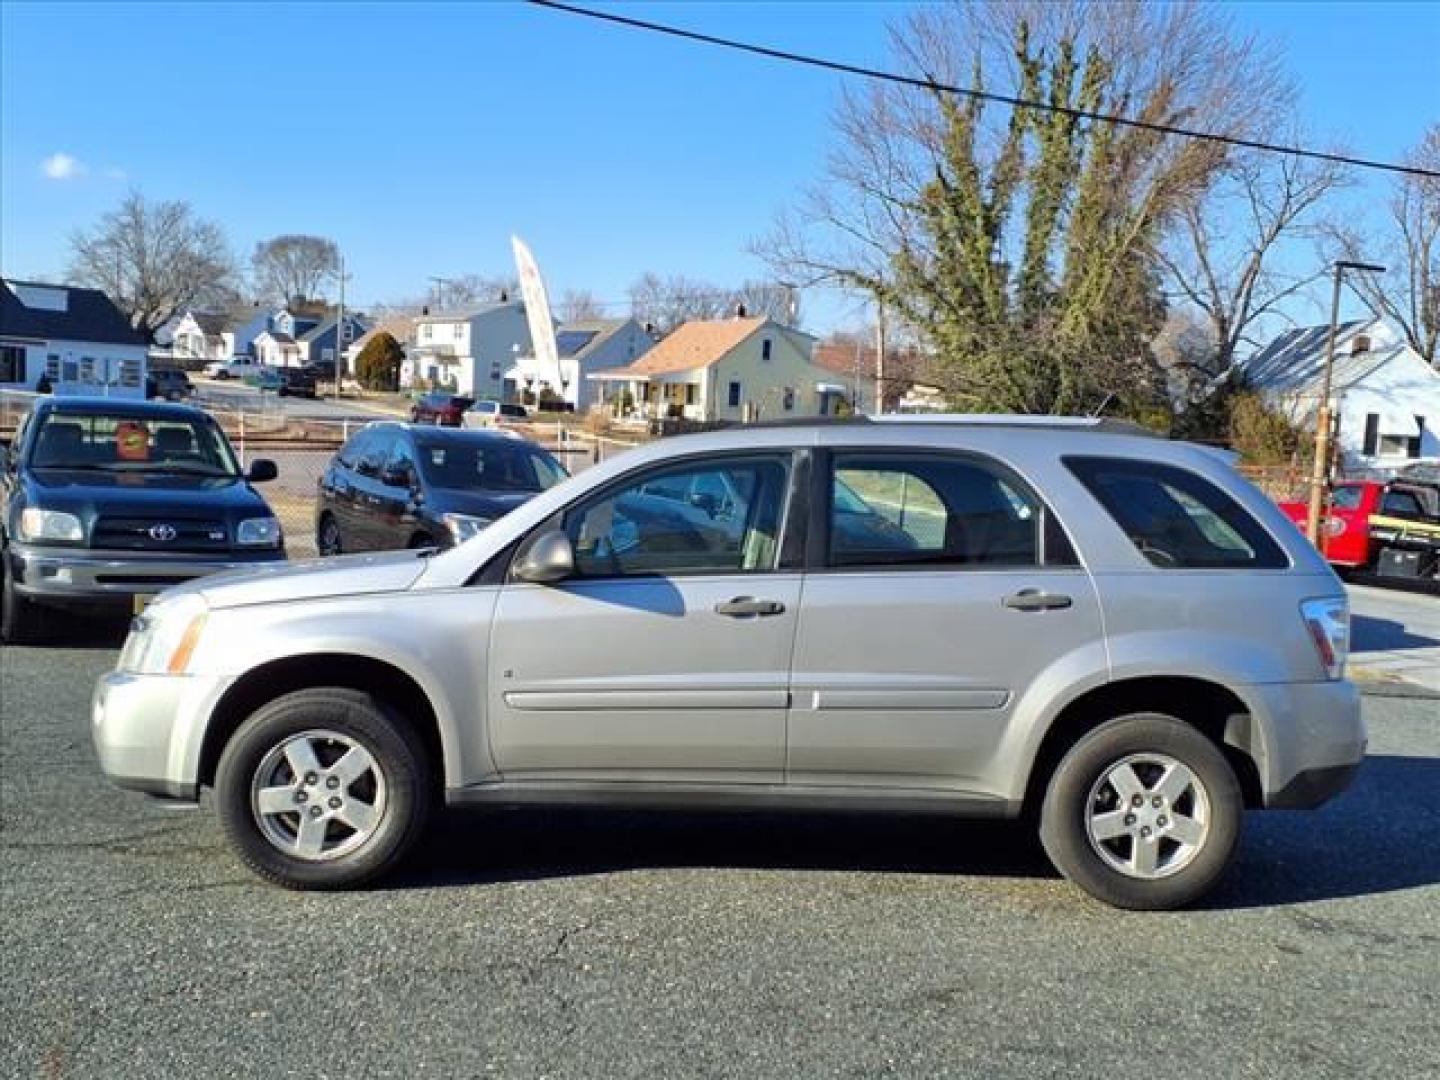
top-left (409, 392), bottom-right (474, 427)
top-left (1278, 479), bottom-right (1439, 568)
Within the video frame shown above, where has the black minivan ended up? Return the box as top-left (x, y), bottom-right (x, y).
top-left (315, 423), bottom-right (567, 554)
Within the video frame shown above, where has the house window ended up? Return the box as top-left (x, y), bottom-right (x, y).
top-left (782, 387), bottom-right (795, 412)
top-left (762, 338), bottom-right (772, 362)
top-left (46, 354), bottom-right (60, 378)
top-left (1362, 413), bottom-right (1380, 456)
top-left (1378, 435), bottom-right (1410, 457)
top-left (0, 344), bottom-right (25, 384)
top-left (727, 380), bottom-right (742, 408)
top-left (490, 362), bottom-right (502, 380)
top-left (685, 384), bottom-right (696, 405)
top-left (422, 324), bottom-right (433, 341)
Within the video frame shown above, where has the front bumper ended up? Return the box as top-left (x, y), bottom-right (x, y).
top-left (1246, 679), bottom-right (1367, 809)
top-left (91, 669), bottom-right (228, 801)
top-left (10, 543), bottom-right (285, 607)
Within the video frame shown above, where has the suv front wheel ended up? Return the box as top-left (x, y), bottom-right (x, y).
top-left (1040, 713), bottom-right (1242, 910)
top-left (215, 688), bottom-right (431, 890)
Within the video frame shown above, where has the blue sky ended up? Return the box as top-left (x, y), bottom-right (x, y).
top-left (2, 1), bottom-right (1437, 333)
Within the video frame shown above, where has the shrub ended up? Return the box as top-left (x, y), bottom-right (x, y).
top-left (1228, 391), bottom-right (1302, 465)
top-left (354, 332), bottom-right (404, 391)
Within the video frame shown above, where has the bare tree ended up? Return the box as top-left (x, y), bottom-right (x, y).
top-left (1328, 124), bottom-right (1440, 365)
top-left (557, 288), bottom-right (605, 322)
top-left (69, 191), bottom-right (236, 339)
top-left (1157, 147), bottom-right (1347, 374)
top-left (252, 235), bottom-right (338, 304)
top-left (732, 280), bottom-right (802, 326)
top-left (756, 0), bottom-right (1290, 414)
top-left (442, 273), bottom-right (519, 310)
top-left (628, 273), bottom-right (729, 335)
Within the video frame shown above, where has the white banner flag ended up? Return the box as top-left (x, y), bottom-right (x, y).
top-left (511, 235), bottom-right (562, 394)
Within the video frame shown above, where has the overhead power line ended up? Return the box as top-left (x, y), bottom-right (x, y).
top-left (528, 0), bottom-right (1439, 181)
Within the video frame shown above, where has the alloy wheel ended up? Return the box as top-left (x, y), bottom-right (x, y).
top-left (250, 729), bottom-right (388, 862)
top-left (1084, 753), bottom-right (1211, 880)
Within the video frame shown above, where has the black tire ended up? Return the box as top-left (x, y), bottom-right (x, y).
top-left (1, 548), bottom-right (49, 645)
top-left (215, 687), bottom-right (432, 890)
top-left (408, 532), bottom-right (437, 549)
top-left (317, 514), bottom-right (343, 556)
top-left (1039, 713), bottom-right (1242, 910)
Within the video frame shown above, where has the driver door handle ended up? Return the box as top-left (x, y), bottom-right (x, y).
top-left (1003, 589), bottom-right (1073, 612)
top-left (714, 597), bottom-right (786, 617)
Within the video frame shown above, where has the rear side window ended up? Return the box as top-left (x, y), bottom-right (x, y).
top-left (1066, 456), bottom-right (1288, 569)
top-left (827, 452), bottom-right (1072, 568)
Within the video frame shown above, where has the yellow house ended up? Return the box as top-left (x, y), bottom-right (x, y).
top-left (590, 315), bottom-right (847, 421)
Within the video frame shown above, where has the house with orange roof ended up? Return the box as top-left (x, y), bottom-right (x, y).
top-left (589, 314), bottom-right (844, 422)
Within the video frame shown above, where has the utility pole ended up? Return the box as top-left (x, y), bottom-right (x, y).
top-left (1305, 259), bottom-right (1385, 545)
top-left (335, 252), bottom-right (347, 402)
top-left (874, 295), bottom-right (887, 415)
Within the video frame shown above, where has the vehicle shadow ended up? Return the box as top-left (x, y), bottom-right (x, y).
top-left (1351, 614), bottom-right (1439, 652)
top-left (393, 754), bottom-right (1440, 910)
top-left (27, 611), bottom-right (130, 650)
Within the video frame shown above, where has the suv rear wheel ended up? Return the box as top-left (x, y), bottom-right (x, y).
top-left (215, 688), bottom-right (431, 890)
top-left (1040, 713), bottom-right (1242, 910)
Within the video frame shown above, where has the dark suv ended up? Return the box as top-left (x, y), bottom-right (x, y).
top-left (316, 423), bottom-right (566, 554)
top-left (1, 398), bottom-right (283, 643)
top-left (146, 369), bottom-right (194, 401)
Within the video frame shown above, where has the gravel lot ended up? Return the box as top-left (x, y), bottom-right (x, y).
top-left (2, 633), bottom-right (1438, 1080)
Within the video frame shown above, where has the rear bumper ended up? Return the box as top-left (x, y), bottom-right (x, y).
top-left (1245, 679), bottom-right (1367, 809)
top-left (10, 543), bottom-right (286, 606)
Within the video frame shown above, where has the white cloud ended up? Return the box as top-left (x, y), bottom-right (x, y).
top-left (41, 152), bottom-right (85, 180)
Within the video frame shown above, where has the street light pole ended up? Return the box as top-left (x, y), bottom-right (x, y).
top-left (1305, 259), bottom-right (1385, 545)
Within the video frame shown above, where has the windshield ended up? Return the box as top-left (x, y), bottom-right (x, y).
top-left (417, 438), bottom-right (567, 493)
top-left (28, 412), bottom-right (242, 477)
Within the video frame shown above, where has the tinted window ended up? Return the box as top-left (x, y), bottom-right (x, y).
top-left (1066, 456), bottom-right (1288, 569)
top-left (384, 437), bottom-right (417, 485)
top-left (566, 457), bottom-right (789, 577)
top-left (828, 453), bottom-right (1044, 568)
top-left (1330, 485), bottom-right (1365, 511)
top-left (417, 438), bottom-right (566, 492)
top-left (1380, 490), bottom-right (1424, 518)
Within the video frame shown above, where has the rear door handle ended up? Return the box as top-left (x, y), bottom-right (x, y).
top-left (1003, 589), bottom-right (1073, 612)
top-left (714, 597), bottom-right (786, 617)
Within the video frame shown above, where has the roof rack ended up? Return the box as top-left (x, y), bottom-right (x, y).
top-left (740, 413), bottom-right (1158, 436)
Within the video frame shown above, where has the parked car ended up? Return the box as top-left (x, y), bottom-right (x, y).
top-left (409, 393), bottom-right (474, 426)
top-left (304, 360), bottom-right (338, 381)
top-left (146, 369), bottom-right (194, 401)
top-left (1, 397), bottom-right (282, 643)
top-left (203, 357), bottom-right (263, 381)
top-left (1278, 478), bottom-right (1440, 583)
top-left (92, 416), bottom-right (1363, 908)
top-left (315, 423), bottom-right (567, 554)
top-left (462, 400), bottom-right (530, 430)
top-left (255, 367), bottom-right (317, 399)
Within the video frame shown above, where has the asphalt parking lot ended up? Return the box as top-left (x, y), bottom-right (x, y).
top-left (2, 633), bottom-right (1438, 1079)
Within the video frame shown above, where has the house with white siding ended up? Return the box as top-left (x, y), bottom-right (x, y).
top-left (1243, 318), bottom-right (1440, 470)
top-left (406, 301), bottom-right (534, 399)
top-left (1, 278), bottom-right (149, 398)
top-left (506, 318), bottom-right (654, 410)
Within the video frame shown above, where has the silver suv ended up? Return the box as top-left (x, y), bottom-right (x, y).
top-left (92, 417), bottom-right (1364, 908)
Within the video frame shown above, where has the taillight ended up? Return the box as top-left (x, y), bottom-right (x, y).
top-left (1300, 597), bottom-right (1349, 680)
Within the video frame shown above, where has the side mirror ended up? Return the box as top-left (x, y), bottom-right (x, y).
top-left (247, 458), bottom-right (278, 483)
top-left (511, 529), bottom-right (575, 584)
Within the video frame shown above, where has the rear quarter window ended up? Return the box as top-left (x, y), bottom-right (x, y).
top-left (1065, 456), bottom-right (1288, 570)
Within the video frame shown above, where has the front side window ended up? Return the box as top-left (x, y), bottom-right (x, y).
top-left (1380, 490), bottom-right (1424, 518)
top-left (1330, 485), bottom-right (1365, 511)
top-left (566, 456), bottom-right (790, 577)
top-left (1066, 456), bottom-right (1288, 569)
top-left (828, 453), bottom-right (1042, 568)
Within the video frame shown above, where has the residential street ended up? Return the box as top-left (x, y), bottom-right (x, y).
top-left (2, 640), bottom-right (1437, 1079)
top-left (1349, 583), bottom-right (1440, 692)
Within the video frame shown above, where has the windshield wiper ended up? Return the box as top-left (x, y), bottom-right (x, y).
top-left (97, 462), bottom-right (235, 477)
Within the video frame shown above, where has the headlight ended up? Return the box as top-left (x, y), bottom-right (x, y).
top-left (120, 594), bottom-right (209, 674)
top-left (443, 513), bottom-right (493, 542)
top-left (236, 517), bottom-right (282, 547)
top-left (19, 508), bottom-right (84, 543)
